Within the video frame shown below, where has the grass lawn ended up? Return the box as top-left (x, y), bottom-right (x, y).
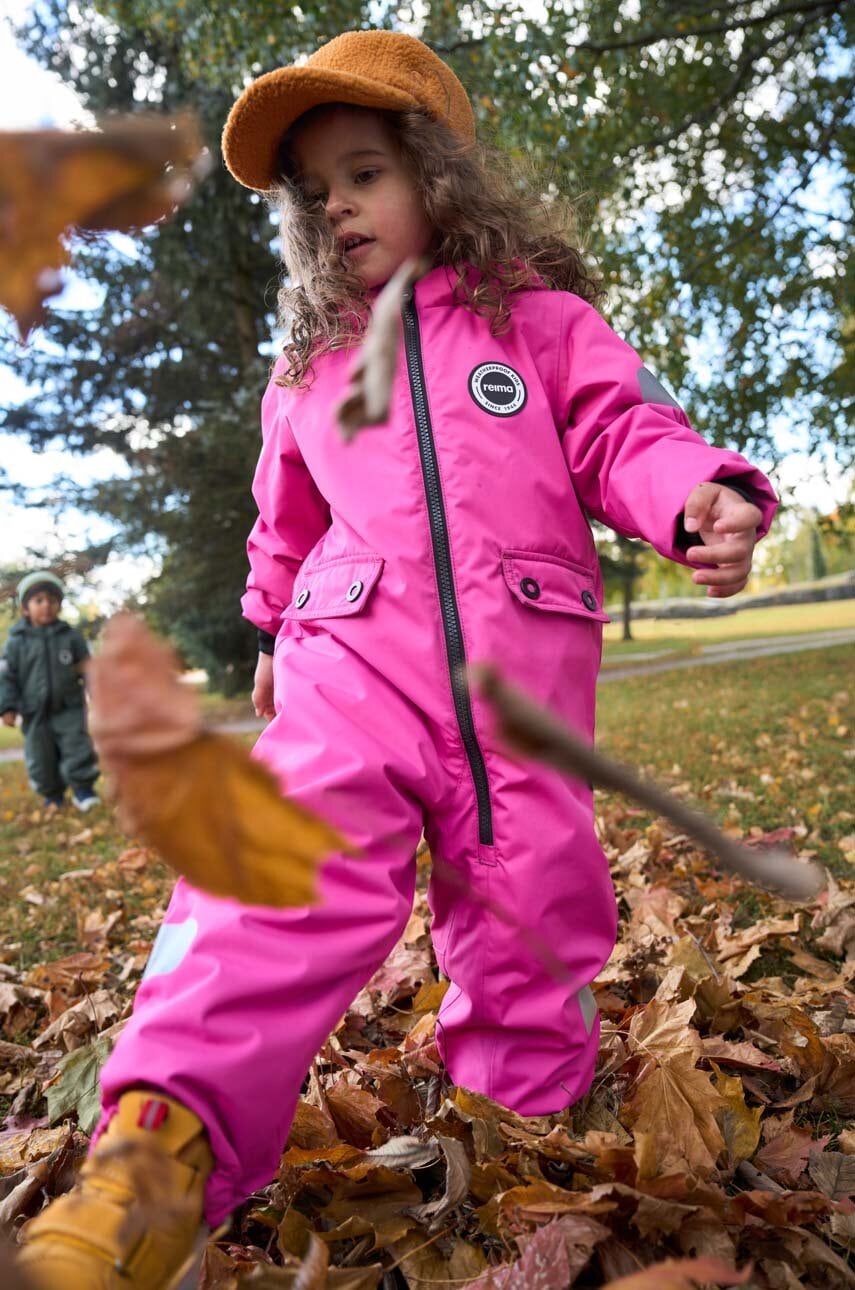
top-left (596, 642), bottom-right (854, 879)
top-left (1, 642), bottom-right (851, 974)
top-left (602, 595), bottom-right (855, 657)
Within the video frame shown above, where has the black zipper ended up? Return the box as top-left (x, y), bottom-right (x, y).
top-left (402, 296), bottom-right (494, 847)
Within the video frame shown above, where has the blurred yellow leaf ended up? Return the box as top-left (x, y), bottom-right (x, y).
top-left (0, 115), bottom-right (207, 338)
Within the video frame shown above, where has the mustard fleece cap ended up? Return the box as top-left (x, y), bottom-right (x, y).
top-left (222, 29), bottom-right (476, 192)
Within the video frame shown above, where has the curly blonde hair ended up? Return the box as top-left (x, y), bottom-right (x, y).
top-left (272, 105), bottom-right (603, 387)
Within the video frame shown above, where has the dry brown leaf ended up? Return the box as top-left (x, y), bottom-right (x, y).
top-left (626, 998), bottom-right (699, 1064)
top-left (87, 615), bottom-right (341, 908)
top-left (335, 258), bottom-right (426, 437)
top-left (404, 1135), bottom-right (471, 1230)
top-left (87, 613), bottom-right (201, 761)
top-left (466, 1219), bottom-right (576, 1288)
top-left (623, 1057), bottom-right (726, 1178)
top-left (711, 1064), bottom-right (763, 1169)
top-left (286, 1100), bottom-right (339, 1151)
top-left (753, 1125), bottom-right (823, 1187)
top-left (363, 1135), bottom-right (441, 1171)
top-left (699, 1037), bottom-right (783, 1073)
top-left (325, 1082), bottom-right (385, 1148)
top-left (388, 1233), bottom-right (487, 1290)
top-left (0, 117), bottom-right (207, 339)
top-left (32, 987), bottom-right (119, 1052)
top-left (599, 1255), bottom-right (752, 1289)
top-left (320, 1167), bottom-right (423, 1247)
top-left (807, 1150), bottom-right (855, 1199)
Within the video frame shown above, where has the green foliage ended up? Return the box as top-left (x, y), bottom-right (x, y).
top-left (2, 0), bottom-right (851, 679)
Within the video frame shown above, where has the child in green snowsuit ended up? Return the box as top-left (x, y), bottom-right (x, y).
top-left (0, 572), bottom-right (99, 810)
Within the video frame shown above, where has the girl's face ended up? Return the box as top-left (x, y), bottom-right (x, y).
top-left (290, 107), bottom-right (435, 288)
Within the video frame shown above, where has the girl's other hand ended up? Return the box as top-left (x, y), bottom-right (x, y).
top-left (683, 481), bottom-right (763, 598)
top-left (252, 652), bottom-right (276, 721)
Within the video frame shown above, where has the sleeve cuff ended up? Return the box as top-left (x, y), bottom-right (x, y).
top-left (674, 478), bottom-right (761, 551)
top-left (257, 629), bottom-right (276, 656)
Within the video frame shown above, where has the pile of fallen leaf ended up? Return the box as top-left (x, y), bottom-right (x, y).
top-left (2, 801), bottom-right (855, 1287)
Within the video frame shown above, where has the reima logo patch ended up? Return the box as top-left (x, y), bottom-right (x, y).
top-left (468, 362), bottom-right (527, 416)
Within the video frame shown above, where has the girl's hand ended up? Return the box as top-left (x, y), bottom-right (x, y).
top-left (683, 482), bottom-right (763, 597)
top-left (1, 711), bottom-right (16, 727)
top-left (252, 652), bottom-right (276, 721)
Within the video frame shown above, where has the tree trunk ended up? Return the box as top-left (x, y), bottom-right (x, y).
top-left (622, 575), bottom-right (633, 641)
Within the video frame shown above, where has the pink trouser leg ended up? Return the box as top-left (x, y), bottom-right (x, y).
top-left (98, 643), bottom-right (437, 1225)
top-left (428, 756), bottom-right (618, 1115)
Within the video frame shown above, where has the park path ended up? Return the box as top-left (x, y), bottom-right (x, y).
top-left (0, 627), bottom-right (852, 765)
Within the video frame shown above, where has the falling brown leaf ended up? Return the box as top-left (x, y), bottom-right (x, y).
top-left (0, 116), bottom-right (208, 339)
top-left (87, 615), bottom-right (342, 908)
top-left (87, 613), bottom-right (201, 762)
top-left (335, 258), bottom-right (427, 438)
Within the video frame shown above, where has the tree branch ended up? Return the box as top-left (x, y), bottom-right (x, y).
top-left (568, 0), bottom-right (842, 55)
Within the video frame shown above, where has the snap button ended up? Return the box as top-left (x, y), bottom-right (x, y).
top-left (520, 577), bottom-right (541, 600)
top-left (346, 580), bottom-right (363, 602)
top-left (295, 589), bottom-right (310, 609)
top-left (581, 589), bottom-right (598, 611)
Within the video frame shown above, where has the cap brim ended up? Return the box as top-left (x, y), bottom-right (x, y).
top-left (222, 66), bottom-right (421, 191)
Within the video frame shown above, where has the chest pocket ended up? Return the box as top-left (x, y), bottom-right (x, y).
top-left (502, 550), bottom-right (610, 623)
top-left (283, 554), bottom-right (384, 622)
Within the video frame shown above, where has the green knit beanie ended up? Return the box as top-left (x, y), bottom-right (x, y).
top-left (17, 571), bottom-right (65, 606)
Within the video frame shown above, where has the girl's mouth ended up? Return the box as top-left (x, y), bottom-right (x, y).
top-left (341, 235), bottom-right (374, 260)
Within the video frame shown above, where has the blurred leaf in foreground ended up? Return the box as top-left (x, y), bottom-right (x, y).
top-left (87, 614), bottom-right (342, 907)
top-left (0, 114), bottom-right (208, 338)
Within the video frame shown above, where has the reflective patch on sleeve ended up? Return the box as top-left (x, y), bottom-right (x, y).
top-left (577, 984), bottom-right (598, 1035)
top-left (637, 366), bottom-right (680, 408)
top-left (0, 660), bottom-right (7, 675)
top-left (142, 917), bottom-right (198, 981)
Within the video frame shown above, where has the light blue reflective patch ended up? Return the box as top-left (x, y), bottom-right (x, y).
top-left (637, 366), bottom-right (680, 408)
top-left (142, 917), bottom-right (198, 981)
top-left (578, 984), bottom-right (598, 1035)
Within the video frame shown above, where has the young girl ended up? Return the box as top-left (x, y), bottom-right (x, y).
top-left (19, 29), bottom-right (777, 1288)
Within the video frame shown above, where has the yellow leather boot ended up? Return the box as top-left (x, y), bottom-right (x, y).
top-left (17, 1090), bottom-right (213, 1290)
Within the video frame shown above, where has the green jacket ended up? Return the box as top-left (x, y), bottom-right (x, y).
top-left (0, 619), bottom-right (90, 718)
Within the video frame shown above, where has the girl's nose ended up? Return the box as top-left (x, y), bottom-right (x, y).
top-left (325, 189), bottom-right (356, 220)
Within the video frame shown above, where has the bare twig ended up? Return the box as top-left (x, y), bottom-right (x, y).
top-left (472, 664), bottom-right (826, 902)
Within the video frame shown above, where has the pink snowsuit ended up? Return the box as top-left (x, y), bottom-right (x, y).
top-left (99, 265), bottom-right (777, 1223)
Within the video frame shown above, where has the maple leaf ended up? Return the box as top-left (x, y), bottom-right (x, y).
top-left (0, 116), bottom-right (208, 339)
top-left (623, 1056), bottom-right (726, 1178)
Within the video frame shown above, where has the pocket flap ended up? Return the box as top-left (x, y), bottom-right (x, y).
top-left (283, 554), bottom-right (384, 621)
top-left (502, 550), bottom-right (610, 622)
